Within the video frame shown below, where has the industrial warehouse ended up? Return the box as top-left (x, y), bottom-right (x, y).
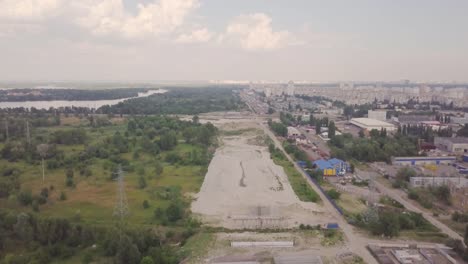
top-left (349, 117), bottom-right (397, 132)
top-left (392, 156), bottom-right (457, 166)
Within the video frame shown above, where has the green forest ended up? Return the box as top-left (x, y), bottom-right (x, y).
top-left (0, 87), bottom-right (244, 264)
top-left (98, 87), bottom-right (245, 115)
top-left (0, 88), bottom-right (156, 102)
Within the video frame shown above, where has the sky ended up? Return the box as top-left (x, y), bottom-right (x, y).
top-left (0, 0), bottom-right (467, 82)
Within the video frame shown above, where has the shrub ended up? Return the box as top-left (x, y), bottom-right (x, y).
top-left (66, 177), bottom-right (74, 187)
top-left (327, 189), bottom-right (341, 200)
top-left (59, 191), bottom-right (67, 201)
top-left (138, 176), bottom-right (147, 189)
top-left (32, 200), bottom-right (40, 212)
top-left (408, 189), bottom-right (419, 200)
top-left (18, 190), bottom-right (33, 206)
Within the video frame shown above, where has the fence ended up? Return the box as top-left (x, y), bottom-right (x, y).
top-left (297, 163), bottom-right (344, 215)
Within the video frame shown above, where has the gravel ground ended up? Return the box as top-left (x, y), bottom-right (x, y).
top-left (191, 120), bottom-right (330, 229)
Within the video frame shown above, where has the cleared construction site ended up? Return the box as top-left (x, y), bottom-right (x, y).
top-left (191, 119), bottom-right (332, 229)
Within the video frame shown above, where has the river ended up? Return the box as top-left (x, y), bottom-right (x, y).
top-left (0, 89), bottom-right (167, 109)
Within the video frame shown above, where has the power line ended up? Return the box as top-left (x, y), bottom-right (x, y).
top-left (113, 165), bottom-right (129, 221)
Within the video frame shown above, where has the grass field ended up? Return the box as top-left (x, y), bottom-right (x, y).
top-left (1, 117), bottom-right (211, 227)
top-left (337, 193), bottom-right (367, 215)
top-left (272, 155), bottom-right (321, 203)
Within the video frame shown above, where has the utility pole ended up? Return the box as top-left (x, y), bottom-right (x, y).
top-left (113, 165), bottom-right (129, 241)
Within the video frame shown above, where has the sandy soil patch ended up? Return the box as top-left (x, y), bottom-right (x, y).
top-left (192, 120), bottom-right (333, 229)
top-left (189, 232), bottom-right (349, 264)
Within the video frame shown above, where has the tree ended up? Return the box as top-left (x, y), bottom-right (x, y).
top-left (358, 130), bottom-right (365, 138)
top-left (154, 161), bottom-right (164, 177)
top-left (166, 202), bottom-right (184, 222)
top-left (115, 235), bottom-right (141, 264)
top-left (328, 121), bottom-right (336, 138)
top-left (395, 167), bottom-right (416, 183)
top-left (327, 189), bottom-right (341, 200)
top-left (371, 211), bottom-right (400, 237)
top-left (59, 191), bottom-right (67, 201)
top-left (369, 129), bottom-right (380, 139)
top-left (344, 106), bottom-right (354, 119)
top-left (32, 200), bottom-right (39, 212)
top-left (142, 200), bottom-right (150, 209)
top-left (465, 225), bottom-right (468, 246)
top-left (158, 131), bottom-right (177, 151)
top-left (435, 185), bottom-right (451, 205)
top-left (457, 124), bottom-right (468, 137)
top-left (18, 190), bottom-right (33, 205)
top-left (315, 120), bottom-right (321, 135)
top-left (140, 256), bottom-right (154, 264)
top-left (37, 144), bottom-right (49, 182)
top-left (192, 115), bottom-right (199, 124)
top-left (138, 176), bottom-right (147, 189)
top-left (309, 114), bottom-right (315, 125)
top-left (14, 213), bottom-right (33, 241)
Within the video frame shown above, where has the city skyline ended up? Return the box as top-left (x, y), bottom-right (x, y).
top-left (1, 0), bottom-right (468, 82)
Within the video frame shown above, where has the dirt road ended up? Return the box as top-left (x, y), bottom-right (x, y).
top-left (373, 180), bottom-right (465, 244)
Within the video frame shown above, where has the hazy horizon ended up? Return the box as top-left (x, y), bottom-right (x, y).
top-left (1, 0), bottom-right (468, 82)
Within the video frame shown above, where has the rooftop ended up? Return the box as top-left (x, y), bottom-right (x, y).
top-left (350, 118), bottom-right (395, 128)
top-left (436, 137), bottom-right (468, 144)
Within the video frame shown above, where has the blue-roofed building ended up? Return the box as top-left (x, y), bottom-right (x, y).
top-left (325, 223), bottom-right (339, 229)
top-left (313, 158), bottom-right (347, 176)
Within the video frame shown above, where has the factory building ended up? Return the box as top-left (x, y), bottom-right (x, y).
top-left (410, 177), bottom-right (468, 188)
top-left (392, 156), bottom-right (456, 166)
top-left (434, 137), bottom-right (468, 154)
top-left (349, 118), bottom-right (396, 132)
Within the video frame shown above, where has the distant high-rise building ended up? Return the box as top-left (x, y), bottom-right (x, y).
top-left (286, 81), bottom-right (295, 96)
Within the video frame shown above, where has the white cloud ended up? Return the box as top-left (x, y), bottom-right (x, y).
top-left (224, 13), bottom-right (291, 51)
top-left (0, 0), bottom-right (61, 20)
top-left (176, 28), bottom-right (212, 43)
top-left (74, 0), bottom-right (200, 38)
top-left (0, 0), bottom-right (200, 39)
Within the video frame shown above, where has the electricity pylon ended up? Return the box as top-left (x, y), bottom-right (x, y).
top-left (113, 165), bottom-right (129, 221)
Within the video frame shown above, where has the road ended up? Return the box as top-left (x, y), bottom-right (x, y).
top-left (297, 126), bottom-right (331, 157)
top-left (373, 180), bottom-right (465, 244)
top-left (257, 120), bottom-right (378, 264)
top-left (243, 96), bottom-right (463, 262)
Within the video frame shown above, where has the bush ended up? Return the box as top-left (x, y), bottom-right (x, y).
top-left (140, 256), bottom-right (154, 264)
top-left (18, 190), bottom-right (33, 206)
top-left (66, 177), bottom-right (74, 187)
top-left (138, 176), bottom-right (147, 189)
top-left (408, 189), bottom-right (419, 200)
top-left (166, 202), bottom-right (184, 223)
top-left (142, 200), bottom-right (150, 209)
top-left (326, 189), bottom-right (341, 200)
top-left (59, 191), bottom-right (67, 201)
top-left (32, 200), bottom-right (40, 212)
top-left (81, 250), bottom-right (94, 264)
